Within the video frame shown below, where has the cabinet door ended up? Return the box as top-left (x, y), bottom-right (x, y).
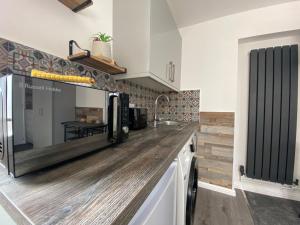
top-left (128, 162), bottom-right (177, 225)
top-left (113, 0), bottom-right (150, 75)
top-left (169, 29), bottom-right (182, 89)
top-left (149, 0), bottom-right (178, 83)
top-left (0, 205), bottom-right (17, 225)
top-left (173, 30), bottom-right (182, 89)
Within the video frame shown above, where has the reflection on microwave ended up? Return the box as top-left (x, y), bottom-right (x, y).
top-left (0, 75), bottom-right (111, 177)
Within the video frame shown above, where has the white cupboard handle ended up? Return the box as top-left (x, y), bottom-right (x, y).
top-left (169, 62), bottom-right (173, 82)
top-left (172, 64), bottom-right (175, 82)
top-left (166, 63), bottom-right (169, 79)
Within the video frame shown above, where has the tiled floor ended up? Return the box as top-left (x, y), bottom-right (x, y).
top-left (246, 191), bottom-right (300, 225)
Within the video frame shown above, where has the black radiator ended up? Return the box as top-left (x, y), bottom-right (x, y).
top-left (246, 45), bottom-right (298, 185)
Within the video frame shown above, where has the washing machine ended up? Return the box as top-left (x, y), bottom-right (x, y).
top-left (176, 133), bottom-right (198, 225)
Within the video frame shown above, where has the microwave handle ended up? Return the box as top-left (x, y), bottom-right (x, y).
top-left (0, 89), bottom-right (4, 160)
top-left (112, 96), bottom-right (119, 135)
top-left (108, 94), bottom-right (121, 143)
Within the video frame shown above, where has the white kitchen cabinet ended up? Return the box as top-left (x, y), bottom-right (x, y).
top-left (128, 162), bottom-right (177, 225)
top-left (113, 0), bottom-right (182, 91)
top-left (0, 205), bottom-right (17, 225)
top-left (171, 29), bottom-right (182, 89)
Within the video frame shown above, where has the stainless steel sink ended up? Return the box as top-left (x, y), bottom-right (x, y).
top-left (158, 120), bottom-right (179, 126)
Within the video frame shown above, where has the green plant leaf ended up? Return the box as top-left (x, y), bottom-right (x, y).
top-left (92, 32), bottom-right (113, 43)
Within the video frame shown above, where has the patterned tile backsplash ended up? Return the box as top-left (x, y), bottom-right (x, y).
top-left (116, 80), bottom-right (200, 122)
top-left (0, 37), bottom-right (200, 122)
top-left (116, 80), bottom-right (160, 121)
top-left (0, 37), bottom-right (117, 91)
top-left (159, 90), bottom-right (200, 122)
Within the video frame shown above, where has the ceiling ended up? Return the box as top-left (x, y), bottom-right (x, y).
top-left (167, 0), bottom-right (298, 28)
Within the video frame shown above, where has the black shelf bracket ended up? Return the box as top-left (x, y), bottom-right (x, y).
top-left (69, 40), bottom-right (91, 58)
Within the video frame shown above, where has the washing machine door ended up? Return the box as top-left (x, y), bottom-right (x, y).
top-left (186, 156), bottom-right (198, 225)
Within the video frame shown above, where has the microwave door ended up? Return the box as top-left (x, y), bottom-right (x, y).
top-left (8, 75), bottom-right (111, 177)
top-left (0, 76), bottom-right (10, 173)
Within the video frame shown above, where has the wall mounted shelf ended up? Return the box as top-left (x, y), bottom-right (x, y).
top-left (68, 40), bottom-right (126, 75)
top-left (68, 52), bottom-right (127, 75)
top-left (58, 0), bottom-right (93, 12)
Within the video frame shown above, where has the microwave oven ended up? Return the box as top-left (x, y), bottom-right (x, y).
top-left (0, 74), bottom-right (129, 177)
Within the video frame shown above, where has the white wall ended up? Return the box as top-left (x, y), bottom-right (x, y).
top-left (180, 1), bottom-right (300, 197)
top-left (235, 31), bottom-right (300, 200)
top-left (180, 1), bottom-right (300, 112)
top-left (0, 0), bottom-right (112, 58)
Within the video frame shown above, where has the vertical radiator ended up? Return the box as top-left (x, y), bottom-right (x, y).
top-left (246, 45), bottom-right (298, 185)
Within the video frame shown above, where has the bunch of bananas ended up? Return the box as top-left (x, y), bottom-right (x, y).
top-left (31, 69), bottom-right (95, 84)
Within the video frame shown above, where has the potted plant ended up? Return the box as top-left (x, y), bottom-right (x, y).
top-left (91, 32), bottom-right (113, 58)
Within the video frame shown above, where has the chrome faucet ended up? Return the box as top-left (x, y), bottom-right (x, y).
top-left (154, 94), bottom-right (170, 127)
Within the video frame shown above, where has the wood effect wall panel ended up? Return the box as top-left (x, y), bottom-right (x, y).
top-left (278, 46), bottom-right (291, 183)
top-left (286, 45), bottom-right (298, 184)
top-left (270, 47), bottom-right (282, 182)
top-left (197, 158), bottom-right (233, 175)
top-left (197, 168), bottom-right (233, 188)
top-left (198, 133), bottom-right (234, 147)
top-left (198, 144), bottom-right (233, 163)
top-left (200, 125), bottom-right (234, 136)
top-left (198, 112), bottom-right (234, 189)
top-left (247, 50), bottom-right (258, 178)
top-left (211, 146), bottom-right (233, 158)
top-left (199, 112), bottom-right (234, 127)
top-left (262, 48), bottom-right (274, 180)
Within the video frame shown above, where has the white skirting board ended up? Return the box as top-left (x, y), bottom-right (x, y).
top-left (234, 176), bottom-right (300, 201)
top-left (198, 181), bottom-right (236, 197)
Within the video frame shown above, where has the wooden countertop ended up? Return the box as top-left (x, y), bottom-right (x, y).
top-left (0, 123), bottom-right (198, 225)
